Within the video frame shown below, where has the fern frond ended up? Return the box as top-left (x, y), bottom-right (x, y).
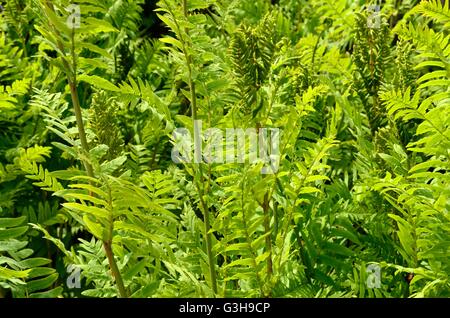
top-left (380, 88), bottom-right (450, 156)
top-left (415, 0), bottom-right (450, 27)
top-left (0, 216), bottom-right (62, 298)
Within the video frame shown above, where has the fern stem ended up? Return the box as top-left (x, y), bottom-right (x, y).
top-left (183, 0), bottom-right (188, 17)
top-left (70, 28), bottom-right (127, 299)
top-left (103, 241), bottom-right (128, 298)
top-left (103, 182), bottom-right (128, 298)
top-left (69, 16), bottom-right (94, 179)
top-left (174, 0), bottom-right (217, 294)
top-left (68, 82), bottom-right (94, 178)
top-left (43, 1), bottom-right (126, 297)
top-left (43, 1), bottom-right (93, 178)
top-left (195, 181), bottom-right (217, 294)
top-left (256, 122), bottom-right (273, 282)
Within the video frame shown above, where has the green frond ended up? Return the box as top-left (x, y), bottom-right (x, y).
top-left (415, 0), bottom-right (450, 27)
top-left (0, 216), bottom-right (62, 298)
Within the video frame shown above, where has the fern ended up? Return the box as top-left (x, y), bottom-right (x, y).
top-left (229, 14), bottom-right (278, 116)
top-left (0, 216), bottom-right (62, 298)
top-left (1, 0), bottom-right (450, 300)
top-left (415, 0), bottom-right (450, 27)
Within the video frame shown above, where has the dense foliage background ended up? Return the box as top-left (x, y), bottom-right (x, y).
top-left (0, 0), bottom-right (449, 298)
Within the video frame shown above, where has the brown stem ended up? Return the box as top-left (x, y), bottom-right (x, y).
top-left (103, 241), bottom-right (128, 298)
top-left (43, 0), bottom-right (125, 297)
top-left (68, 81), bottom-right (94, 178)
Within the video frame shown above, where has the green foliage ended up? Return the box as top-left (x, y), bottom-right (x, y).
top-left (0, 216), bottom-right (62, 298)
top-left (0, 0), bottom-right (449, 299)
